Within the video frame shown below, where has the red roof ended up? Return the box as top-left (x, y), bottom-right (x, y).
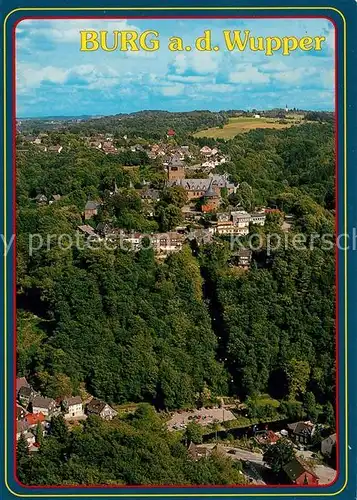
top-left (167, 128), bottom-right (176, 136)
top-left (26, 412), bottom-right (45, 426)
top-left (265, 208), bottom-right (281, 213)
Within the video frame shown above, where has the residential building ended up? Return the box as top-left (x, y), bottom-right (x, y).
top-left (16, 405), bottom-right (27, 421)
top-left (321, 434), bottom-right (336, 456)
top-left (77, 225), bottom-right (99, 239)
top-left (231, 249), bottom-right (252, 269)
top-left (18, 386), bottom-right (35, 408)
top-left (63, 396), bottom-right (84, 419)
top-left (140, 188), bottom-right (160, 201)
top-left (283, 457), bottom-right (319, 485)
top-left (250, 212), bottom-right (266, 226)
top-left (49, 194), bottom-right (62, 205)
top-left (216, 221), bottom-right (249, 236)
top-left (35, 194), bottom-right (48, 205)
top-left (231, 210), bottom-right (251, 228)
top-left (23, 431), bottom-right (36, 447)
top-left (86, 399), bottom-right (118, 420)
top-left (31, 396), bottom-right (56, 417)
top-left (16, 420), bottom-right (30, 440)
top-left (287, 421), bottom-right (316, 445)
top-left (167, 128), bottom-right (176, 137)
top-left (25, 412), bottom-right (45, 428)
top-left (16, 377), bottom-right (30, 395)
top-left (102, 141), bottom-right (117, 154)
top-left (200, 146), bottom-right (213, 156)
top-left (188, 442), bottom-right (211, 460)
top-left (84, 201), bottom-right (100, 220)
top-left (152, 232), bottom-right (185, 254)
top-left (47, 145), bottom-right (63, 153)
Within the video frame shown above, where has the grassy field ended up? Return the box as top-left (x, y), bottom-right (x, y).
top-left (194, 116), bottom-right (302, 139)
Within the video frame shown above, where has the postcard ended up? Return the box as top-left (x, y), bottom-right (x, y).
top-left (1, 2), bottom-right (356, 500)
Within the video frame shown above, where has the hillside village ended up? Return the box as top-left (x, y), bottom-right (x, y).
top-left (18, 128), bottom-right (294, 267)
top-left (15, 110), bottom-right (336, 486)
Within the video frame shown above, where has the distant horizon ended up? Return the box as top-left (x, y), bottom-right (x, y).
top-left (16, 107), bottom-right (334, 121)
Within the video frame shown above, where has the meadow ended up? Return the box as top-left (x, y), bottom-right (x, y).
top-left (194, 116), bottom-right (302, 139)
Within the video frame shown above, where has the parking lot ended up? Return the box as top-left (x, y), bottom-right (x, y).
top-left (167, 407), bottom-right (236, 430)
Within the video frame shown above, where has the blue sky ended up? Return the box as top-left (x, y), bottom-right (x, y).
top-left (16, 18), bottom-right (334, 117)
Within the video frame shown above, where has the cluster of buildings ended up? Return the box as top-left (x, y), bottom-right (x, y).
top-left (16, 377), bottom-right (118, 450)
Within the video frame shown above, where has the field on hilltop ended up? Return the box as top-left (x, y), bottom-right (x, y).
top-left (193, 116), bottom-right (303, 139)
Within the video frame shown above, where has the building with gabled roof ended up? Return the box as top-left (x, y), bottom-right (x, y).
top-left (283, 456), bottom-right (319, 485)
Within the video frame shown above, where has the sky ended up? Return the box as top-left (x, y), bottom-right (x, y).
top-left (16, 18), bottom-right (334, 117)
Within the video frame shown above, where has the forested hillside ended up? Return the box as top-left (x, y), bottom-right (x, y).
top-left (16, 113), bottom-right (335, 485)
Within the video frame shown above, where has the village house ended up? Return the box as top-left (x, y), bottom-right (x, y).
top-left (186, 229), bottom-right (214, 246)
top-left (250, 212), bottom-right (266, 226)
top-left (216, 221), bottom-right (249, 237)
top-left (321, 433), bottom-right (336, 457)
top-left (16, 404), bottom-right (27, 421)
top-left (188, 442), bottom-right (211, 460)
top-left (25, 412), bottom-right (45, 428)
top-left (283, 457), bottom-right (319, 485)
top-left (287, 421), bottom-right (316, 445)
top-left (47, 145), bottom-right (63, 153)
top-left (231, 210), bottom-right (251, 228)
top-left (18, 386), bottom-right (35, 408)
top-left (49, 194), bottom-right (62, 205)
top-left (84, 201), bottom-right (100, 220)
top-left (16, 377), bottom-right (30, 395)
top-left (89, 140), bottom-right (102, 149)
top-left (86, 399), bottom-right (118, 420)
top-left (16, 420), bottom-right (30, 440)
top-left (167, 128), bottom-right (176, 138)
top-left (23, 431), bottom-right (37, 447)
top-left (35, 194), bottom-right (48, 205)
top-left (102, 141), bottom-right (117, 154)
top-left (62, 396), bottom-right (84, 419)
top-left (152, 232), bottom-right (185, 255)
top-left (31, 395), bottom-right (57, 417)
top-left (200, 146), bottom-right (216, 157)
top-left (77, 224), bottom-right (100, 239)
top-left (140, 188), bottom-right (160, 202)
top-left (231, 249), bottom-right (253, 269)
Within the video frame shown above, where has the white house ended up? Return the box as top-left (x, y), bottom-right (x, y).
top-left (31, 396), bottom-right (56, 417)
top-left (63, 396), bottom-right (84, 419)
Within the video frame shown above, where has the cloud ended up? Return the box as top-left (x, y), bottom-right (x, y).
top-left (229, 64), bottom-right (270, 84)
top-left (172, 50), bottom-right (221, 75)
top-left (166, 74), bottom-right (214, 84)
top-left (159, 84), bottom-right (185, 96)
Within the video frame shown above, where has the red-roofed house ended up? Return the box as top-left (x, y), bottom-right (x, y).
top-left (167, 128), bottom-right (176, 137)
top-left (25, 412), bottom-right (45, 427)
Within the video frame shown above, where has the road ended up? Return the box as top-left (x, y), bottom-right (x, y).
top-left (204, 444), bottom-right (336, 485)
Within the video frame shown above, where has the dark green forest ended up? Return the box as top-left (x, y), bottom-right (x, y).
top-left (16, 111), bottom-right (335, 485)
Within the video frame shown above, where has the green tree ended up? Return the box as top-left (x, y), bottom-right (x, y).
top-left (286, 359), bottom-right (311, 400)
top-left (184, 422), bottom-right (203, 444)
top-left (263, 439), bottom-right (295, 474)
